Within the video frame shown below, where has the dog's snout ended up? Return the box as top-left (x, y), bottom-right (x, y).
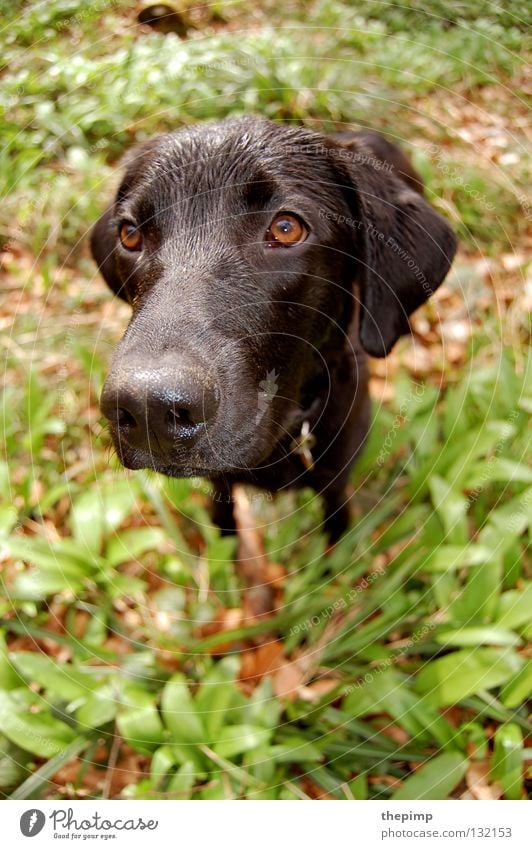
top-left (100, 365), bottom-right (218, 453)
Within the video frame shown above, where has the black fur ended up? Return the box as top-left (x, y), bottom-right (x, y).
top-left (91, 118), bottom-right (457, 539)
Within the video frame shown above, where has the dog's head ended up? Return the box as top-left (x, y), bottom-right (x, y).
top-left (91, 118), bottom-right (456, 477)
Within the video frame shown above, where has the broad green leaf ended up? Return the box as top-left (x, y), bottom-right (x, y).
top-left (345, 670), bottom-right (455, 747)
top-left (150, 745), bottom-right (177, 782)
top-left (11, 569), bottom-right (85, 600)
top-left (117, 687), bottom-right (165, 751)
top-left (429, 475), bottom-right (467, 543)
top-left (0, 744), bottom-right (28, 790)
top-left (270, 737), bottom-right (322, 763)
top-left (0, 691), bottom-right (76, 757)
top-left (467, 458), bottom-right (532, 487)
top-left (435, 627), bottom-right (520, 647)
top-left (70, 479), bottom-right (138, 553)
top-left (6, 536), bottom-right (95, 575)
top-left (446, 420), bottom-right (518, 488)
top-left (392, 752), bottom-right (468, 800)
top-left (0, 504), bottom-right (18, 536)
top-left (10, 652), bottom-right (95, 701)
top-left (488, 487), bottom-right (532, 536)
top-left (0, 633), bottom-right (24, 691)
top-left (162, 675), bottom-right (204, 744)
top-left (167, 760), bottom-right (197, 794)
top-left (75, 688), bottom-right (117, 729)
top-left (495, 584), bottom-right (532, 630)
top-left (416, 648), bottom-right (523, 706)
top-left (491, 724), bottom-right (523, 800)
top-left (425, 544), bottom-right (493, 572)
top-left (7, 536), bottom-right (97, 599)
top-left (242, 678), bottom-right (281, 729)
top-left (195, 656), bottom-right (240, 738)
top-left (500, 662), bottom-right (532, 708)
top-left (450, 557), bottom-right (502, 624)
top-left (105, 527), bottom-right (167, 567)
top-left (411, 420), bottom-right (515, 496)
top-left (213, 724), bottom-right (271, 759)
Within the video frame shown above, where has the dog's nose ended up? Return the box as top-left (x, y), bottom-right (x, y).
top-left (100, 366), bottom-right (218, 451)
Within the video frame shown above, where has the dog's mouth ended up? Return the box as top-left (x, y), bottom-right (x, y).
top-left (111, 437), bottom-right (223, 477)
top-left (107, 410), bottom-right (306, 479)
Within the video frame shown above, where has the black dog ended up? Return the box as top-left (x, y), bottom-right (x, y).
top-left (91, 118), bottom-right (457, 539)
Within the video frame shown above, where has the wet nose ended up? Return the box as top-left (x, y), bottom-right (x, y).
top-left (100, 365), bottom-right (218, 451)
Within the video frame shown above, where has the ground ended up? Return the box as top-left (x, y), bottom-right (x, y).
top-left (0, 0), bottom-right (530, 800)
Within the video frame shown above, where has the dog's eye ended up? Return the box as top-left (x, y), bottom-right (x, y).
top-left (265, 212), bottom-right (308, 247)
top-left (119, 222), bottom-right (143, 252)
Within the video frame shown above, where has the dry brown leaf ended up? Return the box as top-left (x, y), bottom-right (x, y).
top-left (272, 658), bottom-right (307, 700)
top-left (240, 639), bottom-right (285, 688)
top-left (298, 677), bottom-right (339, 703)
top-left (233, 485), bottom-right (276, 618)
top-left (466, 760), bottom-right (503, 801)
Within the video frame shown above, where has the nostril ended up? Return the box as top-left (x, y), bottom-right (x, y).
top-left (117, 407), bottom-right (137, 429)
top-left (165, 406), bottom-right (195, 430)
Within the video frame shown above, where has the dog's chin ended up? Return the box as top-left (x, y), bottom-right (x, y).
top-left (111, 437), bottom-right (276, 479)
top-left (113, 444), bottom-right (219, 478)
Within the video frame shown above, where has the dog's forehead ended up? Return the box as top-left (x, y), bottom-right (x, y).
top-left (137, 119), bottom-right (334, 193)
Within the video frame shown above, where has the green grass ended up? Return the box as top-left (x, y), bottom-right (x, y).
top-left (0, 0), bottom-right (530, 800)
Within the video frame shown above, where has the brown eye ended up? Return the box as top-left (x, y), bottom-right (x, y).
top-left (119, 222), bottom-right (142, 251)
top-left (265, 212), bottom-right (308, 247)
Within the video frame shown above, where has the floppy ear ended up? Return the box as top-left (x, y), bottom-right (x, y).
top-left (90, 205), bottom-right (128, 300)
top-left (332, 145), bottom-right (457, 357)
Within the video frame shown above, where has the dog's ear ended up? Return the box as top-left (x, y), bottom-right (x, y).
top-left (330, 142), bottom-right (457, 357)
top-left (90, 205), bottom-right (128, 300)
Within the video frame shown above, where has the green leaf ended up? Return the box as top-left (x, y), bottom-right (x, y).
top-left (9, 737), bottom-right (90, 800)
top-left (450, 557), bottom-right (502, 624)
top-left (429, 475), bottom-right (468, 543)
top-left (150, 745), bottom-right (178, 782)
top-left (161, 675), bottom-right (204, 744)
top-left (344, 669), bottom-right (455, 747)
top-left (468, 458), bottom-right (532, 486)
top-left (270, 737), bottom-right (323, 763)
top-left (195, 657), bottom-right (240, 739)
top-left (495, 584), bottom-right (532, 630)
top-left (0, 633), bottom-right (24, 690)
top-left (167, 760), bottom-right (197, 794)
top-left (416, 648), bottom-right (523, 706)
top-left (10, 652), bottom-right (95, 701)
top-left (117, 687), bottom-right (165, 752)
top-left (11, 570), bottom-right (84, 600)
top-left (0, 691), bottom-right (76, 757)
top-left (488, 487), bottom-right (532, 537)
top-left (70, 479), bottom-right (138, 554)
top-left (392, 752), bottom-right (468, 800)
top-left (105, 527), bottom-right (167, 566)
top-left (213, 724), bottom-right (271, 759)
top-left (425, 544), bottom-right (493, 572)
top-left (0, 504), bottom-right (18, 536)
top-left (445, 420), bottom-right (518, 488)
top-left (491, 724), bottom-right (523, 800)
top-left (5, 536), bottom-right (95, 574)
top-left (500, 661), bottom-right (532, 708)
top-left (7, 536), bottom-right (97, 600)
top-left (435, 627), bottom-right (520, 647)
top-left (348, 773), bottom-right (368, 800)
top-left (75, 688), bottom-right (117, 729)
